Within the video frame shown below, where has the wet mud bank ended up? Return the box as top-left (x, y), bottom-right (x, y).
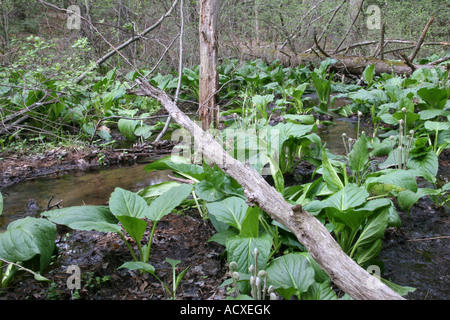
top-left (0, 140), bottom-right (175, 189)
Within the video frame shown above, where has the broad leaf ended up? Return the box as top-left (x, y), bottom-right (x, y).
top-left (226, 233), bottom-right (272, 275)
top-left (144, 156), bottom-right (205, 182)
top-left (240, 206), bottom-right (260, 238)
top-left (353, 208), bottom-right (388, 249)
top-left (365, 170), bottom-right (418, 194)
top-left (138, 181), bottom-right (181, 201)
top-left (118, 118), bottom-right (139, 140)
top-left (320, 149), bottom-right (344, 192)
top-left (42, 206), bottom-right (120, 233)
top-left (118, 261), bottom-right (155, 274)
top-left (348, 132), bottom-right (369, 174)
top-left (355, 239), bottom-right (382, 265)
top-left (282, 114), bottom-right (315, 125)
top-left (408, 150), bottom-right (438, 182)
top-left (0, 217), bottom-right (56, 271)
top-left (424, 121), bottom-right (450, 132)
top-left (147, 183), bottom-right (193, 221)
top-left (323, 183), bottom-right (369, 212)
top-left (206, 197), bottom-right (248, 231)
top-left (302, 281), bottom-right (337, 300)
top-left (268, 155), bottom-right (284, 195)
top-left (417, 87), bottom-right (448, 109)
top-left (266, 253), bottom-right (315, 297)
top-left (109, 187), bottom-right (149, 219)
top-left (397, 188), bottom-right (439, 211)
top-left (323, 184), bottom-right (370, 230)
top-left (363, 64), bottom-right (375, 88)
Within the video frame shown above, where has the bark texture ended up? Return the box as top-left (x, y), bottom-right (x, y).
top-left (129, 79), bottom-right (405, 300)
top-left (198, 0), bottom-right (221, 131)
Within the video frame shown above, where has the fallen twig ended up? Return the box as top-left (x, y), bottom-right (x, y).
top-left (407, 236), bottom-right (450, 242)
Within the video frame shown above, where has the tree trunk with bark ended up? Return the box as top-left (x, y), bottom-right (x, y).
top-left (129, 79), bottom-right (405, 300)
top-left (198, 0), bottom-right (220, 131)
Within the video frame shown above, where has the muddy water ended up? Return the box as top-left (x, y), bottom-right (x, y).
top-left (318, 114), bottom-right (372, 154)
top-left (0, 165), bottom-right (172, 230)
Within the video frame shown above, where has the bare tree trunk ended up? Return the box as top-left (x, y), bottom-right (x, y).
top-left (129, 79), bottom-right (405, 300)
top-left (199, 0), bottom-right (220, 131)
top-left (1, 0), bottom-right (10, 50)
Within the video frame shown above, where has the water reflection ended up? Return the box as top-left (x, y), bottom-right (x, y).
top-left (0, 165), bottom-right (172, 230)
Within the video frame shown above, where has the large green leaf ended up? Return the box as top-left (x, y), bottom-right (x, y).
top-left (320, 149), bottom-right (344, 192)
top-left (323, 183), bottom-right (369, 212)
top-left (138, 181), bottom-right (181, 202)
top-left (109, 187), bottom-right (150, 219)
top-left (365, 170), bottom-right (418, 194)
top-left (240, 206), bottom-right (260, 238)
top-left (144, 156), bottom-right (205, 182)
top-left (268, 155), bottom-right (284, 195)
top-left (226, 233), bottom-right (272, 275)
top-left (282, 114), bottom-right (315, 125)
top-left (118, 118), bottom-right (139, 140)
top-left (147, 183), bottom-right (193, 221)
top-left (206, 197), bottom-right (248, 231)
top-left (323, 184), bottom-right (369, 230)
top-left (118, 261), bottom-right (155, 274)
top-left (353, 208), bottom-right (388, 249)
top-left (397, 188), bottom-right (439, 211)
top-left (419, 109), bottom-right (450, 120)
top-left (302, 281), bottom-right (337, 300)
top-left (348, 132), bottom-right (369, 174)
top-left (42, 206), bottom-right (120, 233)
top-left (417, 87), bottom-right (448, 110)
top-left (0, 217), bottom-right (56, 271)
top-left (362, 64), bottom-right (375, 88)
top-left (266, 253), bottom-right (315, 297)
top-left (355, 239), bottom-right (382, 265)
top-left (424, 121), bottom-right (450, 132)
top-left (272, 122), bottom-right (315, 147)
top-left (408, 150), bottom-right (438, 182)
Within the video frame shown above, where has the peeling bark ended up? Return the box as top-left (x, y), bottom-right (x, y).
top-left (199, 0), bottom-right (221, 131)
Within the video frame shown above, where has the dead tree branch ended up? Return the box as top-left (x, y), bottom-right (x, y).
top-left (155, 0), bottom-right (184, 142)
top-left (333, 0), bottom-right (364, 54)
top-left (409, 16), bottom-right (434, 62)
top-left (128, 79), bottom-right (405, 300)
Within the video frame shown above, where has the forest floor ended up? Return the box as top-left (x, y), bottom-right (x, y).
top-left (0, 132), bottom-right (449, 300)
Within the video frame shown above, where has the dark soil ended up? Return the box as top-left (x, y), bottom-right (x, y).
top-left (0, 144), bottom-right (449, 300)
top-left (0, 210), bottom-right (228, 300)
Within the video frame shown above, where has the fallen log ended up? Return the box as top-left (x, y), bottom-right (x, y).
top-left (128, 79), bottom-right (405, 300)
top-left (234, 44), bottom-right (447, 77)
